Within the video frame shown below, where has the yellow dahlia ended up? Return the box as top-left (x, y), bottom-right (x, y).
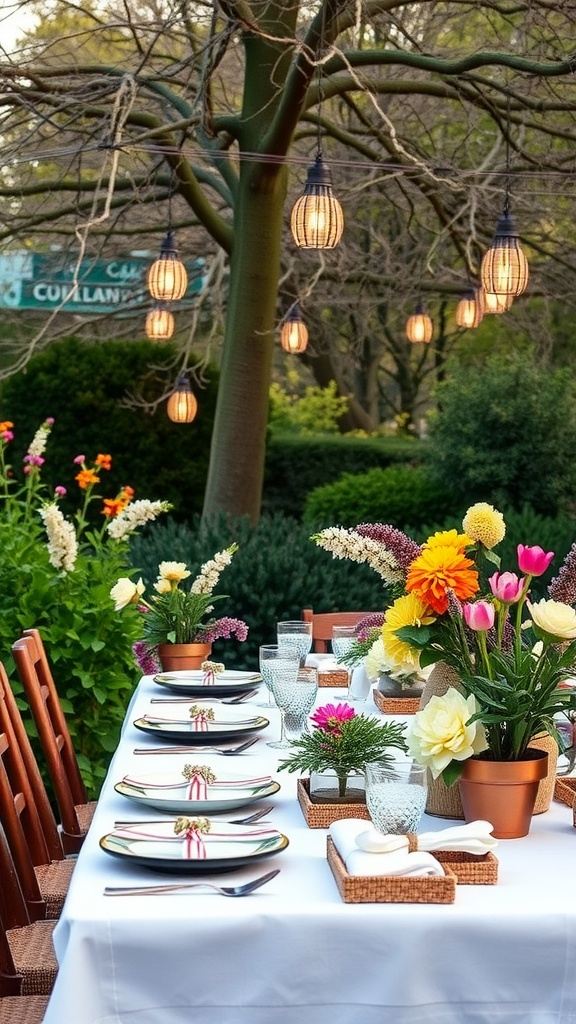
top-left (462, 503), bottom-right (505, 549)
top-left (423, 529), bottom-right (472, 553)
top-left (405, 545), bottom-right (479, 614)
top-left (381, 594), bottom-right (436, 673)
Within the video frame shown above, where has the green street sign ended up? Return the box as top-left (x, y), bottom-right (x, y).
top-left (0, 251), bottom-right (205, 313)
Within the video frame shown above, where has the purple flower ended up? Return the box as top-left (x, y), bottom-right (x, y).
top-left (196, 618), bottom-right (249, 643)
top-left (355, 613), bottom-right (384, 640)
top-left (355, 523), bottom-right (421, 574)
top-left (549, 542), bottom-right (576, 605)
top-left (23, 454), bottom-right (45, 467)
top-left (132, 641), bottom-right (161, 676)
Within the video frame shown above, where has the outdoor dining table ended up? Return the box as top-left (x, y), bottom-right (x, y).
top-left (41, 671), bottom-right (576, 1024)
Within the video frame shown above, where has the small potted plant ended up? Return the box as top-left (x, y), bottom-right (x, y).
top-left (278, 701), bottom-right (407, 828)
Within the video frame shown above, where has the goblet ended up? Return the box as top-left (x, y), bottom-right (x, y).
top-left (276, 620), bottom-right (313, 665)
top-left (331, 625), bottom-right (363, 701)
top-left (268, 664), bottom-right (318, 750)
top-left (365, 761), bottom-right (428, 835)
top-left (259, 644), bottom-right (299, 711)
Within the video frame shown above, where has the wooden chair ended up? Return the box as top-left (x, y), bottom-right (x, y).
top-left (0, 663), bottom-right (75, 918)
top-left (302, 609), bottom-right (378, 653)
top-left (12, 631), bottom-right (97, 855)
top-left (0, 823), bottom-right (58, 999)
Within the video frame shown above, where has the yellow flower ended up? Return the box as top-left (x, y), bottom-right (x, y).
top-left (407, 688), bottom-right (488, 779)
top-left (462, 503), bottom-right (505, 549)
top-left (158, 561), bottom-right (191, 583)
top-left (154, 578), bottom-right (172, 594)
top-left (381, 593), bottom-right (436, 674)
top-left (110, 577), bottom-right (145, 611)
top-left (424, 529), bottom-right (472, 552)
top-left (406, 545), bottom-right (479, 614)
top-left (527, 598), bottom-right (576, 641)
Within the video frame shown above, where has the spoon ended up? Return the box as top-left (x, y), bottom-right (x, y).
top-left (104, 868), bottom-right (280, 898)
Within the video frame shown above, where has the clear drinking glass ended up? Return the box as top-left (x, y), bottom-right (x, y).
top-left (365, 761), bottom-right (428, 834)
top-left (268, 664), bottom-right (318, 750)
top-left (276, 621), bottom-right (313, 665)
top-left (259, 644), bottom-right (299, 708)
top-left (331, 625), bottom-right (362, 701)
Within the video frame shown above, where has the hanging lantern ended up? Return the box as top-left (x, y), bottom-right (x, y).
top-left (456, 290), bottom-right (483, 329)
top-left (145, 304), bottom-right (174, 340)
top-left (480, 210), bottom-right (529, 297)
top-left (147, 230), bottom-right (188, 302)
top-left (406, 302), bottom-right (433, 343)
top-left (166, 375), bottom-right (197, 424)
top-left (290, 154), bottom-right (344, 249)
top-left (482, 289), bottom-right (513, 314)
top-left (280, 303), bottom-right (309, 354)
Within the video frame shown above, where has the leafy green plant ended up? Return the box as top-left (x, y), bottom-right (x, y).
top-left (268, 379), bottom-right (349, 435)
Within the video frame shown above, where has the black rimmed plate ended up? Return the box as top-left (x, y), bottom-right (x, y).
top-left (99, 819), bottom-right (289, 873)
top-left (133, 703), bottom-right (269, 744)
top-left (153, 670), bottom-right (262, 697)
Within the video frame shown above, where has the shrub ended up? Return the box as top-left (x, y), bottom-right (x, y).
top-left (302, 465), bottom-right (454, 530)
top-left (425, 351), bottom-right (576, 517)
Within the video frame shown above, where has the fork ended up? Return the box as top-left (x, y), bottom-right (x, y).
top-left (150, 689), bottom-right (257, 705)
top-left (132, 737), bottom-right (259, 756)
top-left (104, 867), bottom-right (280, 897)
top-left (113, 805), bottom-right (273, 829)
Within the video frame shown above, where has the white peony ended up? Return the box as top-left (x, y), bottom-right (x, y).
top-left (110, 577), bottom-right (145, 611)
top-left (407, 687), bottom-right (488, 779)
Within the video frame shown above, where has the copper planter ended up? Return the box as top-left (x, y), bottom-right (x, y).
top-left (458, 750), bottom-right (549, 839)
top-left (157, 643), bottom-right (212, 672)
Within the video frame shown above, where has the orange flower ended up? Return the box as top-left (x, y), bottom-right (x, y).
top-left (120, 485), bottom-right (135, 501)
top-left (95, 453), bottom-right (112, 470)
top-left (101, 498), bottom-right (124, 518)
top-left (406, 545), bottom-right (479, 614)
top-left (0, 421), bottom-right (13, 432)
top-left (423, 529), bottom-right (472, 553)
top-left (75, 468), bottom-right (100, 490)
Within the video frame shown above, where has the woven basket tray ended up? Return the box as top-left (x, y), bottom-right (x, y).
top-left (297, 777), bottom-right (370, 828)
top-left (554, 776), bottom-right (576, 826)
top-left (434, 850), bottom-right (498, 885)
top-left (318, 669), bottom-right (348, 687)
top-left (327, 837), bottom-right (456, 904)
top-left (372, 689), bottom-right (421, 715)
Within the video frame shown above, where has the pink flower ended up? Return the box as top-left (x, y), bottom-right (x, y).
top-left (517, 544), bottom-right (554, 577)
top-left (1, 430), bottom-right (14, 442)
top-left (54, 485), bottom-right (67, 497)
top-left (463, 600), bottom-right (495, 631)
top-left (310, 702), bottom-right (356, 734)
top-left (23, 454), bottom-right (44, 467)
top-left (73, 455), bottom-right (85, 465)
top-left (488, 571), bottom-right (523, 604)
top-left (45, 417), bottom-right (55, 426)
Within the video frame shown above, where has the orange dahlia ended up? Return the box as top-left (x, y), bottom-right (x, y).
top-left (405, 545), bottom-right (479, 614)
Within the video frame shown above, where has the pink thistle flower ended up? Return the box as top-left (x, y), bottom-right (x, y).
top-left (311, 702), bottom-right (356, 734)
top-left (45, 417), bottom-right (55, 426)
top-left (23, 454), bottom-right (44, 467)
top-left (196, 618), bottom-right (249, 643)
top-left (132, 641), bottom-right (161, 676)
top-left (517, 544), bottom-right (554, 577)
top-left (355, 613), bottom-right (385, 641)
top-left (1, 430), bottom-right (14, 442)
top-left (73, 455), bottom-right (85, 465)
top-left (355, 523), bottom-right (422, 574)
top-left (54, 485), bottom-right (67, 497)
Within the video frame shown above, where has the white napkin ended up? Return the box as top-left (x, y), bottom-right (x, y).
top-left (329, 819), bottom-right (445, 877)
top-left (305, 654), bottom-right (340, 672)
top-left (356, 819), bottom-right (498, 856)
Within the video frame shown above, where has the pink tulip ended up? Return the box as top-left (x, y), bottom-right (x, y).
top-left (463, 600), bottom-right (495, 631)
top-left (517, 544), bottom-right (554, 577)
top-left (488, 571), bottom-right (523, 604)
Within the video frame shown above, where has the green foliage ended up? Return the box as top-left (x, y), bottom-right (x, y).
top-left (0, 336), bottom-right (219, 519)
top-left (425, 350), bottom-right (576, 517)
top-left (303, 465), bottom-right (454, 530)
top-left (263, 434), bottom-right (422, 519)
top-left (0, 418), bottom-right (168, 797)
top-left (268, 380), bottom-right (349, 435)
top-left (129, 513), bottom-right (388, 670)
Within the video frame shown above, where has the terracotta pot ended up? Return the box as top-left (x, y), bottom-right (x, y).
top-left (458, 750), bottom-right (549, 839)
top-left (419, 662), bottom-right (464, 819)
top-left (157, 643), bottom-right (212, 672)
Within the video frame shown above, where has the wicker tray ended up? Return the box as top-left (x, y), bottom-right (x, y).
top-left (318, 669), bottom-right (348, 688)
top-left (372, 689), bottom-right (421, 715)
top-left (297, 777), bottom-right (370, 828)
top-left (434, 850), bottom-right (498, 885)
top-left (327, 837), bottom-right (456, 904)
top-left (554, 776), bottom-right (576, 807)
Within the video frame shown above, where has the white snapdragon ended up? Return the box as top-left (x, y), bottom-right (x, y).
top-left (313, 527), bottom-right (404, 584)
top-left (40, 503), bottom-right (78, 573)
top-left (191, 545), bottom-right (237, 595)
top-left (106, 500), bottom-right (171, 540)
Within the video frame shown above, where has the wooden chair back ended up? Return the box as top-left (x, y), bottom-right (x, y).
top-left (0, 823), bottom-right (29, 993)
top-left (12, 633), bottom-right (86, 853)
top-left (0, 664), bottom-right (64, 864)
top-left (302, 609), bottom-right (376, 653)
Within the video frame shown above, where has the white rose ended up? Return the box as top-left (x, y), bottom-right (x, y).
top-left (407, 687), bottom-right (488, 779)
top-left (527, 599), bottom-right (576, 641)
top-left (110, 577), bottom-right (144, 611)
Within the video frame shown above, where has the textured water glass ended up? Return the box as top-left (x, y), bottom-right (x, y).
top-left (259, 644), bottom-right (299, 708)
top-left (276, 621), bottom-right (313, 665)
top-left (365, 761), bottom-right (428, 835)
top-left (269, 665), bottom-right (318, 749)
top-left (331, 625), bottom-right (364, 701)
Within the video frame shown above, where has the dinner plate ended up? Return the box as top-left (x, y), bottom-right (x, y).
top-left (114, 768), bottom-right (281, 813)
top-left (99, 819), bottom-right (289, 873)
top-left (133, 702), bottom-right (269, 743)
top-left (153, 669), bottom-right (262, 697)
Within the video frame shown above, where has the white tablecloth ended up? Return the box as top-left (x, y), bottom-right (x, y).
top-left (43, 676), bottom-right (576, 1024)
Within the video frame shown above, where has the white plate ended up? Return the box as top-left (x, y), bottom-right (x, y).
top-left (114, 768), bottom-right (280, 813)
top-left (134, 702), bottom-right (269, 743)
top-left (100, 819), bottom-right (289, 873)
top-left (153, 670), bottom-right (262, 696)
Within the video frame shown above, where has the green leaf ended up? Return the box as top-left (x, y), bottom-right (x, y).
top-left (441, 760), bottom-right (465, 787)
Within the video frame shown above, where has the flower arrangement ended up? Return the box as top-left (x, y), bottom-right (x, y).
top-left (313, 505), bottom-right (576, 784)
top-left (0, 417), bottom-right (170, 794)
top-left (111, 550), bottom-right (248, 672)
top-left (277, 701), bottom-right (407, 797)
